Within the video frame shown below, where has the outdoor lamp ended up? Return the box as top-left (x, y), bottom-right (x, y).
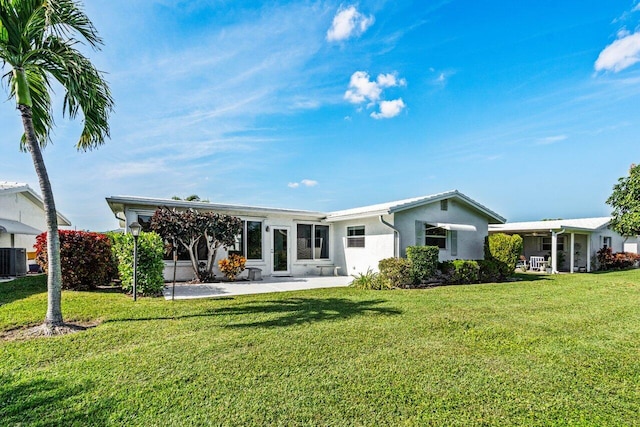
top-left (129, 221), bottom-right (142, 301)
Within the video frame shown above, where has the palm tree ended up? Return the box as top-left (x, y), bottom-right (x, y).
top-left (0, 0), bottom-right (113, 332)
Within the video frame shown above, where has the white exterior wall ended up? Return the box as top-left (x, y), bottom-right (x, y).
top-left (0, 192), bottom-right (48, 251)
top-left (123, 207), bottom-right (333, 280)
top-left (331, 215), bottom-right (395, 275)
top-left (394, 199), bottom-right (489, 261)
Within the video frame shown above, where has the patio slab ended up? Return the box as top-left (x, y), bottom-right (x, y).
top-left (162, 275), bottom-right (352, 300)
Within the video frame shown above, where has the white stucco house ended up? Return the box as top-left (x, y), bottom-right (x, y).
top-left (489, 217), bottom-right (639, 273)
top-left (0, 181), bottom-right (71, 275)
top-left (106, 190), bottom-right (505, 281)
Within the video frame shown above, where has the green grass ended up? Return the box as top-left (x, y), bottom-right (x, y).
top-left (1, 272), bottom-right (639, 426)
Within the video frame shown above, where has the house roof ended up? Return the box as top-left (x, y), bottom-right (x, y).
top-left (0, 181), bottom-right (71, 226)
top-left (489, 217), bottom-right (611, 234)
top-left (105, 195), bottom-right (327, 220)
top-left (325, 190), bottom-right (506, 223)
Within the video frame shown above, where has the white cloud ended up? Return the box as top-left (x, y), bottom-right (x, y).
top-left (536, 135), bottom-right (567, 145)
top-left (326, 5), bottom-right (374, 42)
top-left (288, 179), bottom-right (318, 188)
top-left (344, 71), bottom-right (383, 104)
top-left (634, 3), bottom-right (640, 12)
top-left (371, 99), bottom-right (406, 119)
top-left (377, 73), bottom-right (406, 88)
top-left (595, 32), bottom-right (640, 72)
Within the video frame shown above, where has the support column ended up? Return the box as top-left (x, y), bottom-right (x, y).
top-left (551, 231), bottom-right (558, 274)
top-left (570, 232), bottom-right (575, 274)
top-left (586, 234), bottom-right (591, 272)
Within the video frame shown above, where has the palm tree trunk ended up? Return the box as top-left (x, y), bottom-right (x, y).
top-left (18, 104), bottom-right (64, 327)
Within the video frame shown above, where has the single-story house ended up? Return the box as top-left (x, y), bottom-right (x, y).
top-left (489, 217), bottom-right (639, 273)
top-left (0, 181), bottom-right (71, 275)
top-left (106, 190), bottom-right (506, 281)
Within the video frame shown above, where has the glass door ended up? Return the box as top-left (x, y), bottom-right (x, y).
top-left (272, 227), bottom-right (290, 275)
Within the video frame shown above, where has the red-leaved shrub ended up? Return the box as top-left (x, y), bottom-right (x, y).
top-left (596, 247), bottom-right (640, 270)
top-left (35, 231), bottom-right (118, 290)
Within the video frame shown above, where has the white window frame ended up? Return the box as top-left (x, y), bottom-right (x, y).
top-left (230, 219), bottom-right (264, 261)
top-left (347, 225), bottom-right (365, 248)
top-left (296, 223), bottom-right (330, 260)
top-left (541, 236), bottom-right (565, 252)
top-left (425, 223), bottom-right (447, 250)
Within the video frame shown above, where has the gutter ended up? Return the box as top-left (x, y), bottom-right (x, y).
top-left (379, 215), bottom-right (400, 258)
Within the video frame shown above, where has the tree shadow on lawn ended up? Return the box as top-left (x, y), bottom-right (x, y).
top-left (0, 374), bottom-right (114, 426)
top-left (512, 273), bottom-right (552, 283)
top-left (0, 275), bottom-right (47, 306)
top-left (216, 297), bottom-right (403, 328)
top-left (108, 298), bottom-right (402, 329)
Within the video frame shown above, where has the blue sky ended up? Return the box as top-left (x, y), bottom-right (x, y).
top-left (3, 0), bottom-right (640, 231)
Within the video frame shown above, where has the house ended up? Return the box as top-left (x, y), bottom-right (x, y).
top-left (489, 217), bottom-right (639, 273)
top-left (106, 190), bottom-right (505, 280)
top-left (0, 181), bottom-right (71, 275)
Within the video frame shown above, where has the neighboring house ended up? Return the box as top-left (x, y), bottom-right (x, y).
top-left (0, 181), bottom-right (71, 274)
top-left (106, 190), bottom-right (505, 280)
top-left (489, 217), bottom-right (639, 273)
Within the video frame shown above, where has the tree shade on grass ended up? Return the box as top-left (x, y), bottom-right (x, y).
top-left (1, 272), bottom-right (639, 425)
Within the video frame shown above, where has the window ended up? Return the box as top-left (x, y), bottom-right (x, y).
top-left (347, 226), bottom-right (365, 248)
top-left (541, 236), bottom-right (564, 252)
top-left (229, 220), bottom-right (263, 260)
top-left (425, 223), bottom-right (447, 249)
top-left (297, 224), bottom-right (330, 260)
top-left (602, 236), bottom-right (612, 249)
top-left (440, 199), bottom-right (448, 211)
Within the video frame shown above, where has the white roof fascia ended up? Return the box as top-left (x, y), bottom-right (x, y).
top-left (490, 217), bottom-right (611, 234)
top-left (105, 196), bottom-right (327, 220)
top-left (0, 181), bottom-right (71, 226)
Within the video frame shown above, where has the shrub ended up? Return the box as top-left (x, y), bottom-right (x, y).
top-left (485, 233), bottom-right (523, 280)
top-left (477, 259), bottom-right (502, 283)
top-left (440, 260), bottom-right (480, 285)
top-left (109, 231), bottom-right (165, 296)
top-left (597, 248), bottom-right (640, 270)
top-left (378, 257), bottom-right (413, 288)
top-left (406, 245), bottom-right (439, 283)
top-left (218, 254), bottom-right (247, 281)
top-left (35, 231), bottom-right (117, 291)
top-left (350, 269), bottom-right (393, 290)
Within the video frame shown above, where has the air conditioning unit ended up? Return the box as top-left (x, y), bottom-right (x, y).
top-left (0, 248), bottom-right (27, 277)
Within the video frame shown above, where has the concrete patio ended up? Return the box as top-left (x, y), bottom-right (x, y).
top-left (162, 275), bottom-right (352, 300)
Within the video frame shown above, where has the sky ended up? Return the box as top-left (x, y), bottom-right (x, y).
top-left (3, 0), bottom-right (640, 231)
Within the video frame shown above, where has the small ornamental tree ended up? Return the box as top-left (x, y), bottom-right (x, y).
top-left (150, 207), bottom-right (242, 282)
top-left (607, 164), bottom-right (640, 236)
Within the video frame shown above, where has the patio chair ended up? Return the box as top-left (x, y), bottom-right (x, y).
top-left (529, 256), bottom-right (545, 271)
top-left (515, 256), bottom-right (528, 271)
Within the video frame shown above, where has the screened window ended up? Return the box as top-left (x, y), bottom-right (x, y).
top-left (229, 220), bottom-right (263, 260)
top-left (425, 223), bottom-right (447, 249)
top-left (541, 236), bottom-right (564, 252)
top-left (440, 199), bottom-right (448, 211)
top-left (602, 236), bottom-right (612, 249)
top-left (297, 224), bottom-right (329, 260)
top-left (347, 226), bottom-right (365, 248)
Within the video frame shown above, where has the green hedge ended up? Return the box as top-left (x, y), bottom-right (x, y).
top-left (378, 257), bottom-right (413, 288)
top-left (406, 245), bottom-right (439, 284)
top-left (485, 233), bottom-right (523, 280)
top-left (441, 260), bottom-right (480, 285)
top-left (108, 232), bottom-right (165, 296)
top-left (477, 259), bottom-right (502, 283)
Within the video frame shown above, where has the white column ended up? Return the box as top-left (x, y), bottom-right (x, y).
top-left (551, 231), bottom-right (558, 273)
top-left (586, 234), bottom-right (591, 272)
top-left (570, 233), bottom-right (575, 274)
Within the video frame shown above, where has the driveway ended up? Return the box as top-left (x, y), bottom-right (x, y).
top-left (162, 275), bottom-right (352, 300)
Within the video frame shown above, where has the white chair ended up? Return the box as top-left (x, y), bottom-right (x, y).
top-left (530, 256), bottom-right (545, 271)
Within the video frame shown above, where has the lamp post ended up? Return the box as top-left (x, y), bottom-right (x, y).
top-left (129, 221), bottom-right (142, 301)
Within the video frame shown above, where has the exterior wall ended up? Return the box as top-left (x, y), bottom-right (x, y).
top-left (331, 215), bottom-right (395, 275)
top-left (394, 199), bottom-right (489, 261)
top-left (123, 206), bottom-right (333, 280)
top-left (0, 192), bottom-right (48, 251)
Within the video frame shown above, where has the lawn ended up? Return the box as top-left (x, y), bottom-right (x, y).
top-left (1, 272), bottom-right (639, 426)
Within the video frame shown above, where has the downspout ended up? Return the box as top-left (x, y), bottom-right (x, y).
top-left (379, 215), bottom-right (400, 258)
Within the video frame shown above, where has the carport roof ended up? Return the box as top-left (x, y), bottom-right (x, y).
top-left (489, 217), bottom-right (611, 233)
